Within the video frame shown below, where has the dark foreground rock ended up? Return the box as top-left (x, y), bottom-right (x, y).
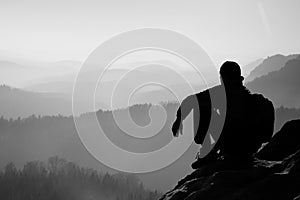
top-left (256, 119), bottom-right (300, 161)
top-left (159, 120), bottom-right (300, 200)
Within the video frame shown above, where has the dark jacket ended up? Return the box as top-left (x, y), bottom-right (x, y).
top-left (176, 84), bottom-right (275, 158)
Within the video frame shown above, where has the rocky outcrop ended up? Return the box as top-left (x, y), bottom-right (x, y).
top-left (159, 120), bottom-right (300, 200)
top-left (256, 119), bottom-right (300, 161)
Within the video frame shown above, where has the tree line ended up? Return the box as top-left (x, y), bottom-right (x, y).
top-left (0, 156), bottom-right (161, 200)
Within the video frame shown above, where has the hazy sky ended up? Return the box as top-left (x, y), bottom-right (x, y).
top-left (0, 0), bottom-right (300, 66)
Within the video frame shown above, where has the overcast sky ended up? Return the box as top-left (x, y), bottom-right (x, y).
top-left (0, 0), bottom-right (300, 66)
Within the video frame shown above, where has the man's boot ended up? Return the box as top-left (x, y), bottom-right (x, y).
top-left (191, 151), bottom-right (220, 169)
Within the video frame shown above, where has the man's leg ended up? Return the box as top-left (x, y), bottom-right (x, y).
top-left (191, 137), bottom-right (221, 169)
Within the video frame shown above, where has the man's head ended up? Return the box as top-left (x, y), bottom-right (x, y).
top-left (219, 61), bottom-right (244, 86)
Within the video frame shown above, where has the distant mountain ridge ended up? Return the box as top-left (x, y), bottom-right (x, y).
top-left (245, 54), bottom-right (299, 82)
top-left (2, 53), bottom-right (300, 118)
top-left (0, 85), bottom-right (72, 118)
top-left (241, 58), bottom-right (263, 77)
top-left (0, 59), bottom-right (82, 88)
top-left (0, 60), bottom-right (25, 69)
top-left (246, 56), bottom-right (300, 108)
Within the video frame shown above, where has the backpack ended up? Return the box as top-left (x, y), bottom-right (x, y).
top-left (248, 93), bottom-right (275, 146)
top-left (220, 92), bottom-right (275, 156)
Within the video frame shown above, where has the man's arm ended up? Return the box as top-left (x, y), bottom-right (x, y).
top-left (172, 94), bottom-right (198, 137)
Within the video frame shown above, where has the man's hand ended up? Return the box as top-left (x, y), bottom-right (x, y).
top-left (172, 118), bottom-right (183, 137)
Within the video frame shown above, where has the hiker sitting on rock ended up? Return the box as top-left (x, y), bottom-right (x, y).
top-left (172, 61), bottom-right (275, 169)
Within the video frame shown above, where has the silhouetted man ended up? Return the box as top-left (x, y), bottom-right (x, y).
top-left (172, 61), bottom-right (275, 169)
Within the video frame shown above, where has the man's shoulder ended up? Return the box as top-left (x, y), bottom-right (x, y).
top-left (247, 92), bottom-right (274, 110)
top-left (250, 92), bottom-right (272, 104)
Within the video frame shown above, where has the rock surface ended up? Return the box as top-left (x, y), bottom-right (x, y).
top-left (256, 119), bottom-right (300, 161)
top-left (159, 120), bottom-right (300, 200)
